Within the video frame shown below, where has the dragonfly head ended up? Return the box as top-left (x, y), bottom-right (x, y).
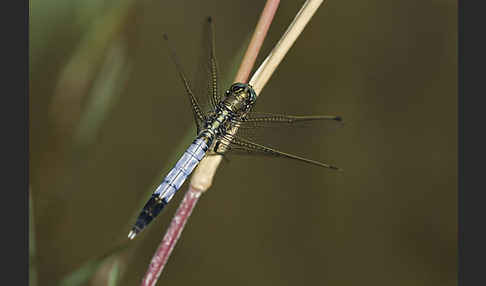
top-left (222, 83), bottom-right (257, 116)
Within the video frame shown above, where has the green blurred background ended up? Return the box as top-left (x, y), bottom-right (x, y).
top-left (29, 0), bottom-right (457, 285)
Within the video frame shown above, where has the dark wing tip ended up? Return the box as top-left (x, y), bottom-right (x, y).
top-left (334, 116), bottom-right (345, 127)
top-left (329, 165), bottom-right (344, 172)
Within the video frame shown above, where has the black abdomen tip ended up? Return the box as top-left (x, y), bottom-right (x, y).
top-left (132, 194), bottom-right (168, 235)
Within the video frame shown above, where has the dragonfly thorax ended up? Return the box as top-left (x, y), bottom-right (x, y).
top-left (203, 110), bottom-right (231, 138)
top-left (220, 83), bottom-right (257, 116)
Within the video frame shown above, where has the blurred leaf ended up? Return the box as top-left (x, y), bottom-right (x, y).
top-left (59, 260), bottom-right (101, 286)
top-left (50, 0), bottom-right (136, 140)
top-left (29, 0), bottom-right (73, 67)
top-left (73, 41), bottom-right (131, 147)
top-left (58, 242), bottom-right (129, 286)
top-left (74, 0), bottom-right (109, 29)
top-left (107, 260), bottom-right (120, 286)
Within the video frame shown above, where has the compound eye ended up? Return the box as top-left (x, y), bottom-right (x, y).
top-left (225, 90), bottom-right (230, 96)
top-left (231, 83), bottom-right (244, 93)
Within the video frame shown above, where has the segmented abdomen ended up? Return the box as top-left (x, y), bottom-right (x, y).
top-left (132, 138), bottom-right (209, 233)
top-left (155, 138), bottom-right (208, 201)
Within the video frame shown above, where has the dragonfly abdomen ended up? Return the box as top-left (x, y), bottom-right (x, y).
top-left (129, 137), bottom-right (210, 239)
top-left (156, 138), bottom-right (209, 200)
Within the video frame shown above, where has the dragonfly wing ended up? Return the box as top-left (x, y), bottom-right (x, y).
top-left (233, 112), bottom-right (343, 147)
top-left (239, 112), bottom-right (342, 127)
top-left (213, 112), bottom-right (343, 170)
top-left (223, 135), bottom-right (342, 170)
top-left (163, 34), bottom-right (206, 133)
top-left (191, 17), bottom-right (221, 116)
top-left (208, 17), bottom-right (221, 108)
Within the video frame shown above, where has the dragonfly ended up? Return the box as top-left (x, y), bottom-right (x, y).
top-left (128, 17), bottom-right (342, 240)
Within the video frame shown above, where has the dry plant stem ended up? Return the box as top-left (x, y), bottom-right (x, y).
top-left (139, 1), bottom-right (280, 285)
top-left (251, 0), bottom-right (327, 93)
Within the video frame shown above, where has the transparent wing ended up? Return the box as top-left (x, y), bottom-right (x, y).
top-left (162, 34), bottom-right (206, 133)
top-left (223, 135), bottom-right (341, 170)
top-left (190, 17), bottom-right (221, 118)
top-left (235, 111), bottom-right (342, 146)
top-left (239, 112), bottom-right (341, 129)
top-left (162, 17), bottom-right (221, 134)
top-left (215, 112), bottom-right (343, 170)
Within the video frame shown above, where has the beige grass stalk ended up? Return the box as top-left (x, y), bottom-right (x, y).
top-left (140, 1), bottom-right (327, 285)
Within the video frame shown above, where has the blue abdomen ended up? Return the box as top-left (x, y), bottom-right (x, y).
top-left (155, 138), bottom-right (208, 202)
top-left (132, 138), bottom-right (209, 233)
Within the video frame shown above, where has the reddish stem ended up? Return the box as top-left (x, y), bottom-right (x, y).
top-left (140, 187), bottom-right (201, 286)
top-left (234, 0), bottom-right (280, 83)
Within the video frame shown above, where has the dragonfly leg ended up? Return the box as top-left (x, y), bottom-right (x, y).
top-left (207, 141), bottom-right (231, 163)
